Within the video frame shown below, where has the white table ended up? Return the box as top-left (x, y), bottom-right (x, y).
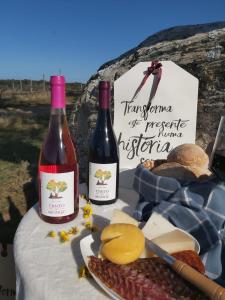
top-left (14, 175), bottom-right (139, 300)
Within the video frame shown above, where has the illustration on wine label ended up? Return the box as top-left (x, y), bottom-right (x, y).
top-left (89, 163), bottom-right (117, 201)
top-left (41, 171), bottom-right (74, 217)
top-left (95, 169), bottom-right (112, 185)
top-left (46, 179), bottom-right (67, 199)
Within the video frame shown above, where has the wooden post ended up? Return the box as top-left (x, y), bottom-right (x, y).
top-left (20, 80), bottom-right (23, 91)
top-left (30, 79), bottom-right (33, 92)
top-left (43, 73), bottom-right (46, 91)
top-left (12, 80), bottom-right (15, 90)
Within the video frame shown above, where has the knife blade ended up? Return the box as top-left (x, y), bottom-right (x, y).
top-left (145, 238), bottom-right (225, 300)
top-left (145, 238), bottom-right (176, 265)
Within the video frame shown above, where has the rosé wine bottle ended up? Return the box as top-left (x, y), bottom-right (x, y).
top-left (38, 76), bottom-right (79, 224)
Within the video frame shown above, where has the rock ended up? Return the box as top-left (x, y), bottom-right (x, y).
top-left (70, 21), bottom-right (225, 181)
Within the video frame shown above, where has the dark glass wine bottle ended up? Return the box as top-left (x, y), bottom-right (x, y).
top-left (38, 76), bottom-right (79, 224)
top-left (88, 81), bottom-right (119, 205)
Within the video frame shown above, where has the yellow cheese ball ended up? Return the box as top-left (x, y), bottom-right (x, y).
top-left (101, 223), bottom-right (145, 264)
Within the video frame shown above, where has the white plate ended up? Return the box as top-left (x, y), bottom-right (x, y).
top-left (80, 234), bottom-right (123, 300)
top-left (80, 228), bottom-right (200, 300)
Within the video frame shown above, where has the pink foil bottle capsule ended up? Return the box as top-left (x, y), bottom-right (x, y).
top-left (50, 75), bottom-right (66, 108)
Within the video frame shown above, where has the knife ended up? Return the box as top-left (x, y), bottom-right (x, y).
top-left (146, 238), bottom-right (225, 300)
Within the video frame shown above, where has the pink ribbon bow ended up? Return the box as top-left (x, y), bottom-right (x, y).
top-left (131, 60), bottom-right (162, 110)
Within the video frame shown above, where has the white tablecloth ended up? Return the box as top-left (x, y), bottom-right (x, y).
top-left (14, 178), bottom-right (139, 300)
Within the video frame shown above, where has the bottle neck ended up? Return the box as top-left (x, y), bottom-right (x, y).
top-left (48, 108), bottom-right (67, 134)
top-left (96, 106), bottom-right (112, 131)
top-left (96, 86), bottom-right (112, 126)
top-left (99, 88), bottom-right (110, 109)
top-left (50, 107), bottom-right (66, 115)
top-left (49, 107), bottom-right (67, 131)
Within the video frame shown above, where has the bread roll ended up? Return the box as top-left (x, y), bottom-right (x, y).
top-left (187, 166), bottom-right (212, 181)
top-left (101, 224), bottom-right (145, 264)
top-left (152, 162), bottom-right (196, 181)
top-left (167, 144), bottom-right (209, 169)
top-left (152, 162), bottom-right (211, 182)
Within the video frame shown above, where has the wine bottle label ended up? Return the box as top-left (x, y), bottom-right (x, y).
top-left (40, 171), bottom-right (74, 217)
top-left (89, 162), bottom-right (117, 201)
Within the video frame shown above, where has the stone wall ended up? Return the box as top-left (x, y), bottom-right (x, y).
top-left (70, 22), bottom-right (225, 181)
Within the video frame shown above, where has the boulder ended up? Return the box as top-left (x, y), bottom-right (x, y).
top-left (70, 22), bottom-right (225, 181)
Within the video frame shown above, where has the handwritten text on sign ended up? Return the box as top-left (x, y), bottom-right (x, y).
top-left (114, 61), bottom-right (198, 169)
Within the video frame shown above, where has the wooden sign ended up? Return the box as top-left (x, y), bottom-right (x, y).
top-left (114, 61), bottom-right (199, 169)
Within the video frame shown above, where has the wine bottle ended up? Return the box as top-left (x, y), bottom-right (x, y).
top-left (88, 81), bottom-right (119, 205)
top-left (38, 75), bottom-right (79, 224)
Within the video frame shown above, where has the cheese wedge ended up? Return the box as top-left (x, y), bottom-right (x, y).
top-left (151, 230), bottom-right (195, 253)
top-left (101, 223), bottom-right (145, 264)
top-left (110, 209), bottom-right (139, 226)
top-left (142, 212), bottom-right (175, 240)
top-left (141, 212), bottom-right (200, 255)
top-left (141, 230), bottom-right (196, 258)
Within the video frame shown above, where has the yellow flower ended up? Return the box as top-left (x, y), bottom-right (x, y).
top-left (84, 221), bottom-right (98, 232)
top-left (60, 230), bottom-right (67, 236)
top-left (48, 231), bottom-right (56, 238)
top-left (84, 221), bottom-right (92, 228)
top-left (82, 203), bottom-right (93, 219)
top-left (79, 266), bottom-right (91, 278)
top-left (80, 194), bottom-right (87, 200)
top-left (67, 226), bottom-right (79, 235)
top-left (59, 231), bottom-right (70, 242)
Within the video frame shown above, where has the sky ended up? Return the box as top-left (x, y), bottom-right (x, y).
top-left (0, 0), bottom-right (225, 83)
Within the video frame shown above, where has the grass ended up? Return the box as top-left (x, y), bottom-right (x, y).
top-left (0, 95), bottom-right (75, 243)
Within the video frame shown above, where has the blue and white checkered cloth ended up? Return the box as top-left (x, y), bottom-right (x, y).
top-left (133, 164), bottom-right (225, 279)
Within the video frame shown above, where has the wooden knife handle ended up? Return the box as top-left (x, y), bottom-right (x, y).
top-left (172, 259), bottom-right (225, 300)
